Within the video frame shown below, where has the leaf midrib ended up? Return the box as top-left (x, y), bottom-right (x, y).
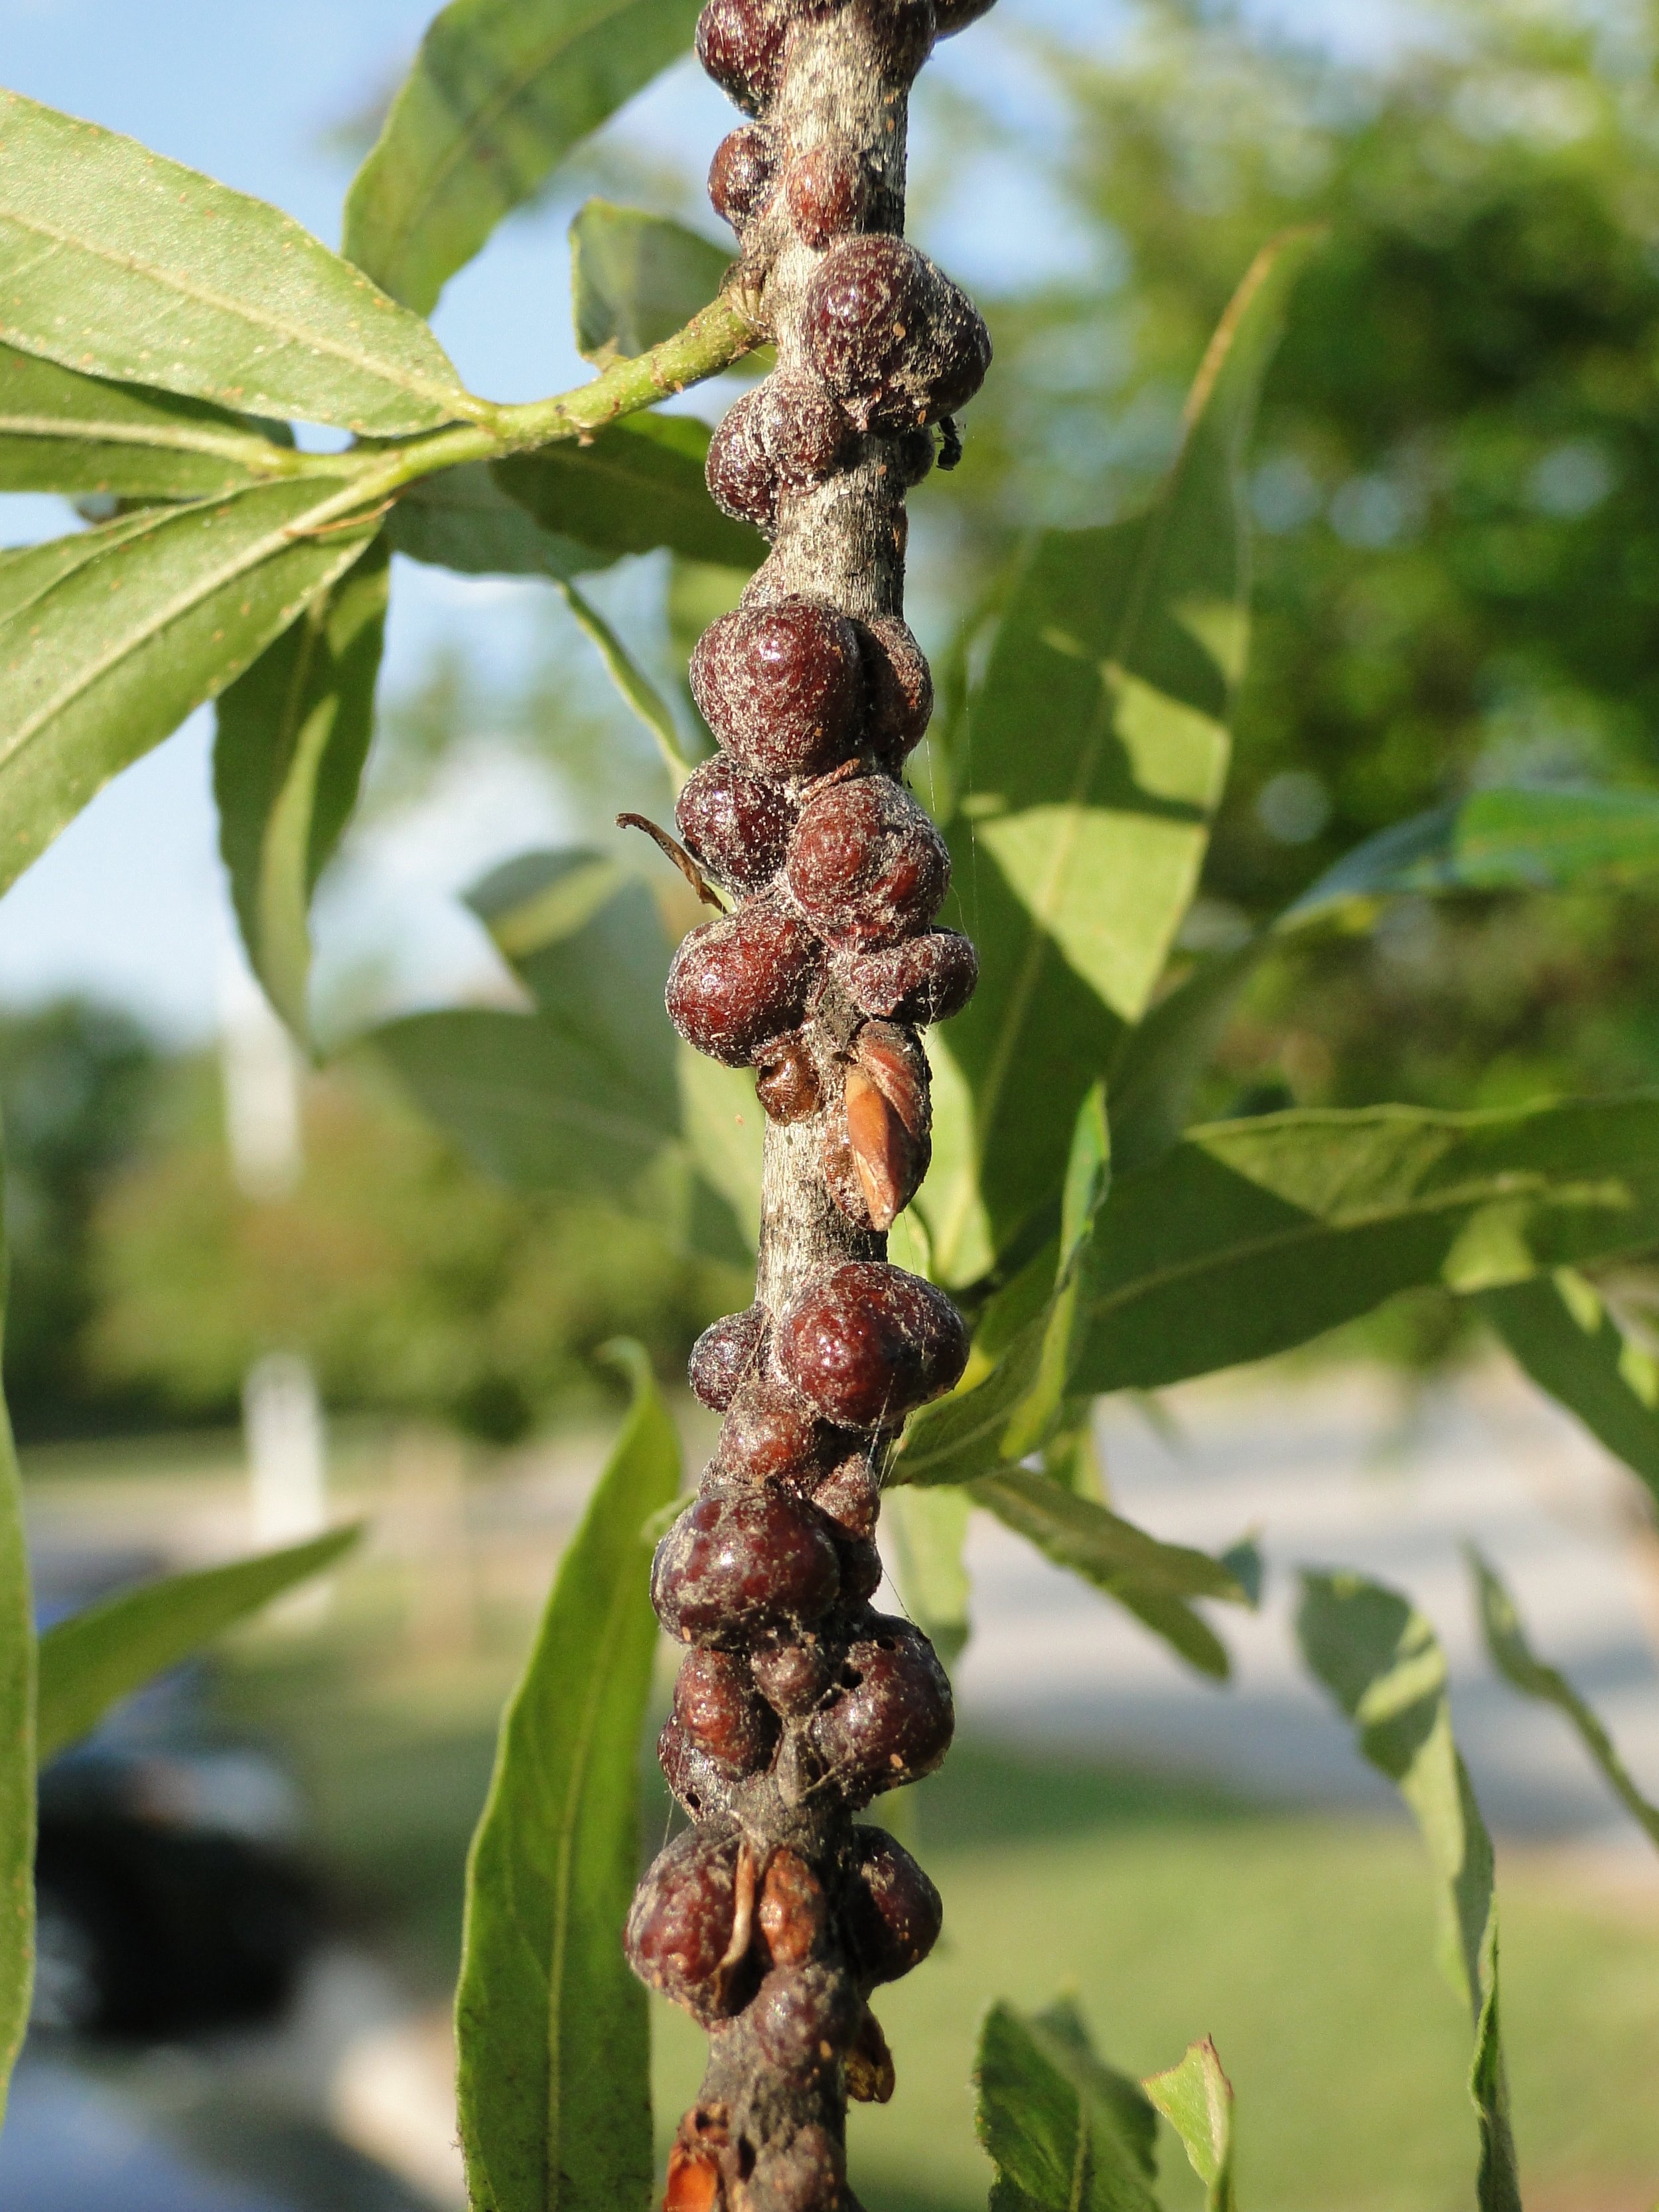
top-left (0, 486), bottom-right (366, 767)
top-left (0, 408), bottom-right (294, 473)
top-left (0, 193), bottom-right (463, 418)
top-left (540, 1467), bottom-right (648, 2186)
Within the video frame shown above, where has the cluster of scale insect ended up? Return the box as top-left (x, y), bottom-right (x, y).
top-left (626, 3), bottom-right (994, 2207)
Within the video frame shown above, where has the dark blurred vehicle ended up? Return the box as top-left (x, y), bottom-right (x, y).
top-left (29, 1542), bottom-right (321, 2043)
top-left (33, 1744), bottom-right (317, 2040)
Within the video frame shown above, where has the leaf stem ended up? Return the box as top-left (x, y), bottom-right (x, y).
top-left (295, 293), bottom-right (764, 532)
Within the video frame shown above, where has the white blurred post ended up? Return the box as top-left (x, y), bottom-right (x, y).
top-left (219, 948), bottom-right (330, 1599)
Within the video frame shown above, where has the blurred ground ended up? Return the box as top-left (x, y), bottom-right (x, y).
top-left (10, 1361), bottom-right (1659, 2211)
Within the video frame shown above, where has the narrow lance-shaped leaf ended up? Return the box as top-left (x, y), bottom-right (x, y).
top-left (387, 464), bottom-right (613, 581)
top-left (0, 90), bottom-right (470, 435)
top-left (1074, 1095), bottom-right (1659, 1395)
top-left (0, 479), bottom-right (380, 899)
top-left (368, 853), bottom-right (681, 1206)
top-left (883, 1484), bottom-right (973, 1668)
top-left (215, 537), bottom-right (390, 1036)
top-left (1143, 2040), bottom-right (1236, 2212)
top-left (557, 574), bottom-right (696, 786)
top-left (895, 1082), bottom-right (1112, 1491)
top-left (1477, 1268), bottom-right (1659, 1516)
top-left (971, 1469), bottom-right (1240, 1682)
top-left (1285, 784), bottom-right (1659, 927)
top-left (571, 200), bottom-right (735, 366)
top-left (36, 1526), bottom-right (362, 1765)
top-left (0, 342), bottom-right (303, 499)
top-left (496, 413), bottom-right (764, 571)
top-left (1111, 780), bottom-right (1659, 1182)
top-left (1467, 1547), bottom-right (1659, 1852)
top-left (1297, 1571), bottom-right (1520, 2212)
top-left (975, 1998), bottom-right (1162, 2212)
top-left (0, 1215), bottom-right (33, 2124)
top-left (922, 230), bottom-right (1316, 1284)
top-left (455, 1341), bottom-right (680, 2212)
top-left (344, 0), bottom-right (703, 315)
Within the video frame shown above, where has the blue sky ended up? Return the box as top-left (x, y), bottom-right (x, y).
top-left (0, 0), bottom-right (1411, 1042)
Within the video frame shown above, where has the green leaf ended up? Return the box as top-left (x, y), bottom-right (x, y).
top-left (1074, 1095), bottom-right (1659, 1395)
top-left (469, 848), bottom-right (676, 1101)
top-left (455, 1341), bottom-right (678, 2212)
top-left (0, 90), bottom-right (470, 435)
top-left (0, 342), bottom-right (301, 499)
top-left (975, 1998), bottom-right (1161, 2212)
top-left (883, 1483), bottom-right (973, 1668)
top-left (370, 1007), bottom-right (680, 1201)
top-left (344, 0), bottom-right (703, 316)
top-left (678, 1044), bottom-right (764, 1252)
top-left (1110, 782), bottom-right (1659, 1182)
top-left (215, 536), bottom-right (390, 1035)
top-left (1477, 1268), bottom-right (1659, 1516)
top-left (36, 1526), bottom-right (361, 1765)
top-left (555, 573), bottom-right (695, 784)
top-left (1143, 2040), bottom-right (1236, 2212)
top-left (0, 479), bottom-right (381, 899)
top-left (1107, 940), bottom-right (1265, 1180)
top-left (0, 1252), bottom-right (33, 2123)
top-left (571, 200), bottom-right (733, 366)
top-left (970, 1469), bottom-right (1244, 1678)
top-left (1287, 784), bottom-right (1659, 926)
top-left (924, 232), bottom-right (1315, 1282)
top-left (388, 464), bottom-right (610, 580)
top-left (1467, 1545), bottom-right (1659, 1851)
top-left (494, 414), bottom-right (764, 569)
top-left (1296, 1571), bottom-right (1520, 2212)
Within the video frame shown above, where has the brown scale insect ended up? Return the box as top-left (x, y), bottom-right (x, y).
top-left (637, 0), bottom-right (996, 2199)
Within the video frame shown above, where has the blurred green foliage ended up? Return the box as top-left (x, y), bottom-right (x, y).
top-left (934, 0), bottom-right (1659, 1115)
top-left (0, 1002), bottom-right (733, 1441)
top-left (84, 1057), bottom-right (735, 1442)
top-left (0, 1001), bottom-right (157, 1441)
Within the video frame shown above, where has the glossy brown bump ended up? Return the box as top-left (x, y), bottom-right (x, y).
top-left (758, 1848), bottom-right (828, 1968)
top-left (843, 1826), bottom-right (943, 1984)
top-left (810, 1615), bottom-right (955, 1803)
top-left (776, 1260), bottom-right (969, 1429)
top-left (626, 1828), bottom-right (745, 2020)
top-left (676, 755), bottom-right (795, 893)
top-left (707, 392), bottom-right (778, 532)
top-left (690, 599), bottom-right (867, 779)
top-left (812, 1453), bottom-right (879, 1540)
top-left (658, 1712), bottom-right (728, 1822)
top-left (652, 1483), bottom-right (841, 1645)
top-left (695, 0), bottom-right (787, 115)
top-left (709, 123), bottom-right (778, 228)
top-left (713, 1379), bottom-right (845, 1485)
top-left (750, 1962), bottom-right (859, 2080)
top-left (844, 928), bottom-right (978, 1025)
top-left (785, 774), bottom-right (950, 950)
top-left (862, 614), bottom-right (934, 762)
top-left (804, 235), bottom-right (991, 432)
top-left (689, 1304), bottom-right (768, 1413)
top-left (751, 1637), bottom-right (831, 1717)
top-left (785, 139), bottom-right (868, 250)
top-left (666, 901), bottom-right (822, 1066)
top-left (753, 371), bottom-right (858, 490)
top-left (674, 1645), bottom-right (780, 1777)
top-left (755, 1032), bottom-right (822, 1123)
